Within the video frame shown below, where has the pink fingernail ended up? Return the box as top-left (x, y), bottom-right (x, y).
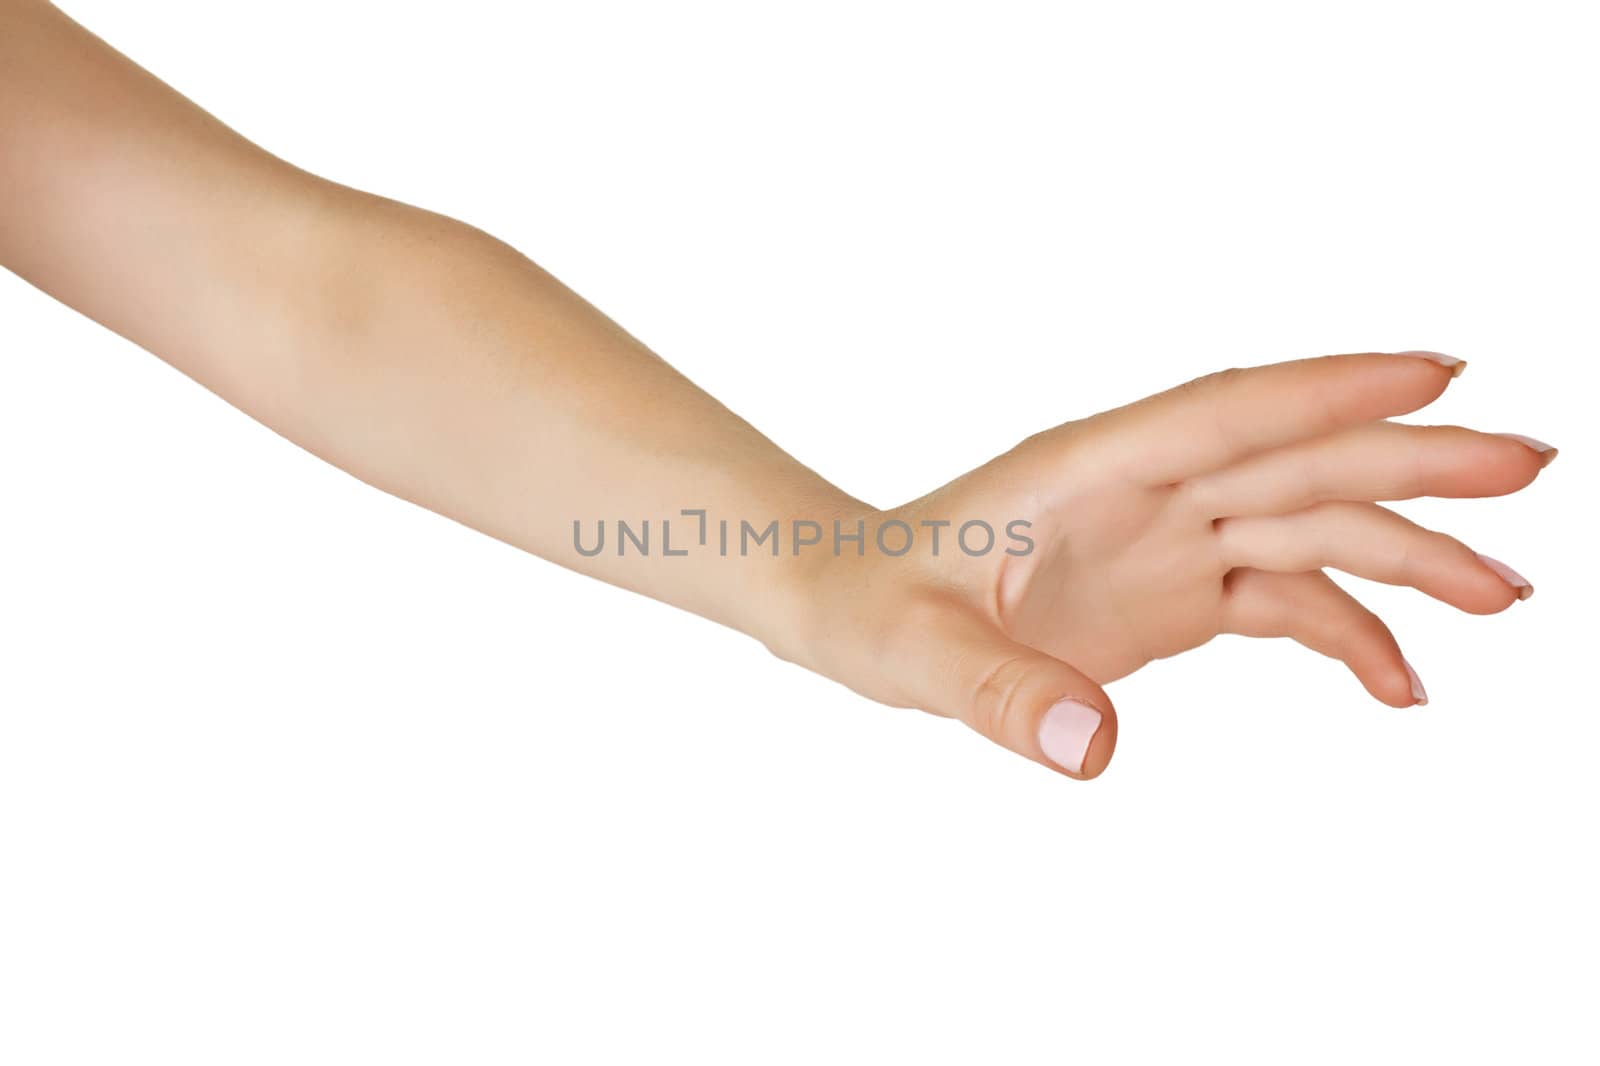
top-left (1403, 659), bottom-right (1429, 706)
top-left (1494, 433), bottom-right (1559, 466)
top-left (1477, 553), bottom-right (1534, 600)
top-left (1394, 350), bottom-right (1467, 376)
top-left (1038, 698), bottom-right (1102, 775)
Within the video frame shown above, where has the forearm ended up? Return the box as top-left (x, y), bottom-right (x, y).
top-left (0, 1), bottom-right (865, 654)
top-left (271, 191), bottom-right (871, 650)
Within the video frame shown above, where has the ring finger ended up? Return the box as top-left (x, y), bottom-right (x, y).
top-left (1214, 501), bottom-right (1533, 614)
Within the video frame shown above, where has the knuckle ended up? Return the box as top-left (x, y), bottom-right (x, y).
top-left (967, 652), bottom-right (1032, 738)
top-left (1348, 609), bottom-right (1394, 657)
top-left (1432, 530), bottom-right (1476, 565)
top-left (1322, 598), bottom-right (1380, 657)
top-left (1209, 513), bottom-right (1239, 549)
top-left (1193, 366), bottom-right (1248, 392)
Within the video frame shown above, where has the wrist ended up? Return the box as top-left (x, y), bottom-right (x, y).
top-left (743, 498), bottom-right (883, 667)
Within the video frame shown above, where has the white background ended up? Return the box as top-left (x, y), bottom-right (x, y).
top-left (2, 1), bottom-right (1596, 1062)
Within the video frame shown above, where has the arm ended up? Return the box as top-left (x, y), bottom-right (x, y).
top-left (1, 2), bottom-right (1554, 780)
top-left (0, 0), bottom-right (858, 654)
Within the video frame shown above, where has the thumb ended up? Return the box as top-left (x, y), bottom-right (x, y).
top-left (905, 603), bottom-right (1119, 779)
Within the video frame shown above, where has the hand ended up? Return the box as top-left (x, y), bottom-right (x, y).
top-left (0, 10), bottom-right (1553, 783)
top-left (787, 352), bottom-right (1555, 779)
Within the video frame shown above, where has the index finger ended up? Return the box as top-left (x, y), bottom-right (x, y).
top-left (1084, 351), bottom-right (1465, 483)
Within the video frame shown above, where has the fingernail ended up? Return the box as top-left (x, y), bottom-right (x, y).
top-left (1038, 698), bottom-right (1102, 775)
top-left (1494, 433), bottom-right (1559, 466)
top-left (1395, 350), bottom-right (1467, 377)
top-left (1477, 553), bottom-right (1534, 600)
top-left (1402, 659), bottom-right (1429, 706)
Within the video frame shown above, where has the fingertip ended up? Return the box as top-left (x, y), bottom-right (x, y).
top-left (1449, 553), bottom-right (1524, 615)
top-left (1338, 352), bottom-right (1460, 417)
top-left (1476, 553), bottom-right (1534, 601)
top-left (1387, 355), bottom-right (1460, 407)
top-left (1429, 427), bottom-right (1548, 498)
top-left (1374, 675), bottom-right (1419, 709)
top-left (1393, 350), bottom-right (1468, 377)
top-left (1351, 654), bottom-right (1420, 708)
top-left (1459, 585), bottom-right (1523, 615)
top-left (1494, 433), bottom-right (1559, 470)
top-left (1498, 441), bottom-right (1554, 488)
top-left (1036, 697), bottom-right (1117, 780)
top-left (1402, 658), bottom-right (1429, 706)
top-left (1077, 707), bottom-right (1118, 778)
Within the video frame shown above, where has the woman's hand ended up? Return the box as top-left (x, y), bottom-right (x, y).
top-left (788, 352), bottom-right (1555, 779)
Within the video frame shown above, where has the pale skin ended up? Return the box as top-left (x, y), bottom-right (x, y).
top-left (0, 2), bottom-right (1556, 778)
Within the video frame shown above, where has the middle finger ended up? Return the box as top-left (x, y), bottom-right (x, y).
top-left (1181, 422), bottom-right (1554, 517)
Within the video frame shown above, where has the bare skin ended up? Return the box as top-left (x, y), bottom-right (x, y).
top-left (0, 1), bottom-right (1555, 778)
